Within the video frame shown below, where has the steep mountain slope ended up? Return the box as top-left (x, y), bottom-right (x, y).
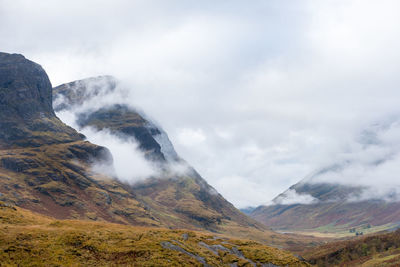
top-left (251, 176), bottom-right (400, 235)
top-left (52, 76), bottom-right (269, 233)
top-left (0, 202), bottom-right (310, 266)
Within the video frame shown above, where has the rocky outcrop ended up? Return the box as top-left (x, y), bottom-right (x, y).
top-left (0, 52), bottom-right (83, 149)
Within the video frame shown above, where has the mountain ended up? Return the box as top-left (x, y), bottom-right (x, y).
top-left (250, 169), bottom-right (400, 236)
top-left (52, 75), bottom-right (267, 233)
top-left (0, 52), bottom-right (160, 226)
top-left (0, 52), bottom-right (260, 233)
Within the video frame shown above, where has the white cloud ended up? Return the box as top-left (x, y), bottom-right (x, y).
top-left (272, 189), bottom-right (318, 205)
top-left (83, 127), bottom-right (157, 183)
top-left (177, 128), bottom-right (206, 147)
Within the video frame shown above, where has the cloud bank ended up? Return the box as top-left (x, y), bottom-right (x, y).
top-left (2, 0), bottom-right (400, 207)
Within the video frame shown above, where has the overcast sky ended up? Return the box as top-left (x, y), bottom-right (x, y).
top-left (2, 0), bottom-right (400, 208)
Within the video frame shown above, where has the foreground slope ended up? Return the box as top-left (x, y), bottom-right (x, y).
top-left (0, 202), bottom-right (310, 266)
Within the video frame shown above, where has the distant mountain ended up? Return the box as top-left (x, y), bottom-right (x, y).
top-left (250, 171), bottom-right (400, 234)
top-left (240, 206), bottom-right (257, 215)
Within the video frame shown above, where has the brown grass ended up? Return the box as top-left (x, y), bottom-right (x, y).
top-left (0, 203), bottom-right (309, 266)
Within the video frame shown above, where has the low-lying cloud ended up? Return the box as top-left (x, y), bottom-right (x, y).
top-left (81, 127), bottom-right (157, 183)
top-left (272, 189), bottom-right (318, 205)
top-left (53, 79), bottom-right (163, 183)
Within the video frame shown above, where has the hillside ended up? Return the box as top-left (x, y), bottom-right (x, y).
top-left (0, 202), bottom-right (310, 266)
top-left (302, 229), bottom-right (400, 266)
top-left (250, 179), bottom-right (400, 236)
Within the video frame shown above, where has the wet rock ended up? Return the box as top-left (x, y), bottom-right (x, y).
top-left (181, 233), bottom-right (189, 241)
top-left (160, 241), bottom-right (210, 267)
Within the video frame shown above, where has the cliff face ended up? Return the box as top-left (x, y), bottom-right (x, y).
top-left (0, 53), bottom-right (53, 117)
top-left (0, 53), bottom-right (82, 148)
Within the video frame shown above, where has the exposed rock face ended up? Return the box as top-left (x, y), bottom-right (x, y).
top-left (0, 53), bottom-right (53, 117)
top-left (0, 52), bottom-right (83, 148)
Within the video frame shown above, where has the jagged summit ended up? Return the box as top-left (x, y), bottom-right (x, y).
top-left (0, 52), bottom-right (83, 148)
top-left (0, 53), bottom-right (53, 116)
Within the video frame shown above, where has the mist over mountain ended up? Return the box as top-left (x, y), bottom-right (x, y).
top-left (249, 118), bottom-right (400, 232)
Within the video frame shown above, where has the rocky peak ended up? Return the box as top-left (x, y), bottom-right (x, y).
top-left (0, 52), bottom-right (83, 148)
top-left (0, 53), bottom-right (54, 118)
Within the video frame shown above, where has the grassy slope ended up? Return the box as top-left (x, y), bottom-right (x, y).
top-left (0, 202), bottom-right (309, 266)
top-left (302, 229), bottom-right (400, 267)
top-left (0, 141), bottom-right (159, 226)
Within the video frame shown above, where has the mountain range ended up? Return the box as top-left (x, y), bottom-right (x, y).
top-left (0, 52), bottom-right (316, 265)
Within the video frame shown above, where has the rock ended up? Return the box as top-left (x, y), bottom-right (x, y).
top-left (0, 52), bottom-right (82, 149)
